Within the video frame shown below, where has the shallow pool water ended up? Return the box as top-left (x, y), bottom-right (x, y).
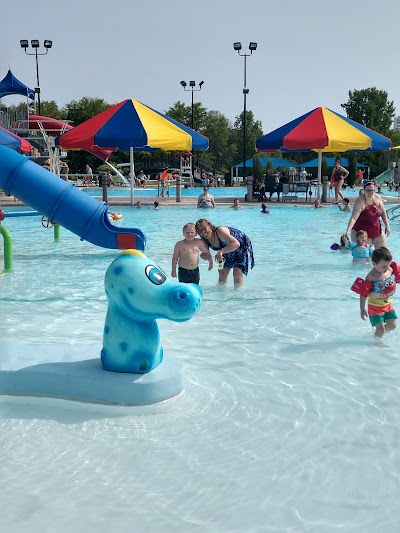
top-left (1, 203), bottom-right (400, 532)
top-left (81, 185), bottom-right (247, 198)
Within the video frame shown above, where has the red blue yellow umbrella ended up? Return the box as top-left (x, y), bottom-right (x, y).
top-left (0, 125), bottom-right (31, 153)
top-left (256, 107), bottom-right (391, 198)
top-left (56, 98), bottom-right (209, 204)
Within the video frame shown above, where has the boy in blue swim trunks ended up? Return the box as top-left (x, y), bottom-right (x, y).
top-left (358, 247), bottom-right (398, 338)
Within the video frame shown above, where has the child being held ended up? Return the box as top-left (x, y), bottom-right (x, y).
top-left (171, 223), bottom-right (213, 285)
top-left (352, 247), bottom-right (400, 338)
top-left (343, 230), bottom-right (373, 263)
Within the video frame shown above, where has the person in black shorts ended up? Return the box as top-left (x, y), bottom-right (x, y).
top-left (171, 223), bottom-right (213, 285)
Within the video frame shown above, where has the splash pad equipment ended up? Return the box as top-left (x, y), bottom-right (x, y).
top-left (0, 251), bottom-right (202, 406)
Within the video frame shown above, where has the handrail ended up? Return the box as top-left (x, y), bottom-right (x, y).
top-left (387, 204), bottom-right (400, 220)
top-left (0, 226), bottom-right (12, 272)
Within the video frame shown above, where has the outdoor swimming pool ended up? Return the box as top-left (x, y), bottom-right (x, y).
top-left (2, 204), bottom-right (400, 532)
top-left (81, 186), bottom-right (248, 198)
top-left (80, 184), bottom-right (397, 203)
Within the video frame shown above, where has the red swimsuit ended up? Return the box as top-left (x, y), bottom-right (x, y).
top-left (353, 201), bottom-right (382, 239)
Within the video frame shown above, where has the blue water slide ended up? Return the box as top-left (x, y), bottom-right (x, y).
top-left (0, 146), bottom-right (146, 250)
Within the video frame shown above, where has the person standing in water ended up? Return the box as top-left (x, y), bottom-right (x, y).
top-left (171, 223), bottom-right (213, 285)
top-left (195, 219), bottom-right (254, 286)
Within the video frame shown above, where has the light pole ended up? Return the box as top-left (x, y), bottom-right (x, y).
top-left (341, 103), bottom-right (350, 118)
top-left (20, 39), bottom-right (53, 115)
top-left (233, 42), bottom-right (257, 185)
top-left (180, 80), bottom-right (204, 130)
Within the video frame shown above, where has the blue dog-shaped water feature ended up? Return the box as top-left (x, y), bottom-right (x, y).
top-left (101, 249), bottom-right (202, 374)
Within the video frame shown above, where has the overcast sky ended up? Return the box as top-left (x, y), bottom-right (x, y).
top-left (1, 0), bottom-right (399, 133)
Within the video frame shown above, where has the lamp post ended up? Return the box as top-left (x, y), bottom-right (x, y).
top-left (341, 103), bottom-right (350, 118)
top-left (233, 42), bottom-right (257, 188)
top-left (20, 39), bottom-right (53, 115)
top-left (180, 80), bottom-right (204, 130)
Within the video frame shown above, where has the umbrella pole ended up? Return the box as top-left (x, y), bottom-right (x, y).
top-left (130, 147), bottom-right (135, 206)
top-left (317, 150), bottom-right (322, 201)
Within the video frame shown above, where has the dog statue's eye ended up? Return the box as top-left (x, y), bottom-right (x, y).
top-left (145, 265), bottom-right (166, 285)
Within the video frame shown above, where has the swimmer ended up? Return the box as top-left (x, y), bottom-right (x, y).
top-left (331, 235), bottom-right (348, 251)
top-left (108, 212), bottom-right (123, 221)
top-left (344, 230), bottom-right (373, 263)
top-left (337, 198), bottom-right (351, 212)
top-left (261, 203), bottom-right (270, 214)
top-left (230, 198), bottom-right (243, 209)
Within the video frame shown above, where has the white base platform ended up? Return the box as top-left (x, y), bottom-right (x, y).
top-left (0, 343), bottom-right (184, 406)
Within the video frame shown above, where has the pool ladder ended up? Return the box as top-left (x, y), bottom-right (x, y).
top-left (386, 205), bottom-right (400, 221)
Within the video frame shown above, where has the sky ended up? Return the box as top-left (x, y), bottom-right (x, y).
top-left (1, 0), bottom-right (400, 133)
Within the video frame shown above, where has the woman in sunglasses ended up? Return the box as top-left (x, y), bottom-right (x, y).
top-left (342, 181), bottom-right (390, 248)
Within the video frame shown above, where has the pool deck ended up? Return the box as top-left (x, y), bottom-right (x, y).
top-left (1, 190), bottom-right (400, 207)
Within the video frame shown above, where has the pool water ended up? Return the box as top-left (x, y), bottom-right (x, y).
top-left (1, 204), bottom-right (400, 532)
top-left (81, 185), bottom-right (247, 198)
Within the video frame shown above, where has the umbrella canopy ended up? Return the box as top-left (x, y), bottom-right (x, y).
top-left (56, 99), bottom-right (209, 204)
top-left (256, 107), bottom-right (391, 199)
top-left (256, 107), bottom-right (391, 153)
top-left (56, 99), bottom-right (209, 152)
top-left (0, 125), bottom-right (31, 152)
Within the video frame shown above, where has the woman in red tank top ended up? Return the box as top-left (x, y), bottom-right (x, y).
top-left (342, 181), bottom-right (390, 248)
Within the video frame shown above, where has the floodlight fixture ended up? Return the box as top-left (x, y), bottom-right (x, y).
top-left (179, 79), bottom-right (205, 130)
top-left (20, 38), bottom-right (53, 115)
top-left (233, 39), bottom-right (257, 182)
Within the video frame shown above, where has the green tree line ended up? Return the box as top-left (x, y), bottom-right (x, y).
top-left (4, 87), bottom-right (400, 178)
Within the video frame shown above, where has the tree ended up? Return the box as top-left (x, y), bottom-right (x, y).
top-left (266, 159), bottom-right (274, 173)
top-left (166, 100), bottom-right (207, 131)
top-left (61, 97), bottom-right (111, 125)
top-left (231, 110), bottom-right (263, 166)
top-left (201, 110), bottom-right (236, 173)
top-left (347, 152), bottom-right (357, 186)
top-left (252, 157), bottom-right (264, 181)
top-left (342, 88), bottom-right (396, 177)
top-left (40, 100), bottom-right (62, 118)
top-left (343, 88), bottom-right (395, 134)
top-left (166, 101), bottom-right (189, 125)
top-left (166, 102), bottom-right (236, 173)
